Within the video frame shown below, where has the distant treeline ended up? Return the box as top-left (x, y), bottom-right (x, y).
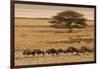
top-left (15, 17), bottom-right (94, 21)
top-left (15, 17), bottom-right (50, 20)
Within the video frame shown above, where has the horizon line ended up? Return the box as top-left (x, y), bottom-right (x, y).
top-left (15, 17), bottom-right (94, 21)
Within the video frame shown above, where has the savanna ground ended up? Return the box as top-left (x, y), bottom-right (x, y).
top-left (15, 18), bottom-right (95, 66)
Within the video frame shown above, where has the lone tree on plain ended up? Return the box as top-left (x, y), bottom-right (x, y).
top-left (49, 10), bottom-right (87, 32)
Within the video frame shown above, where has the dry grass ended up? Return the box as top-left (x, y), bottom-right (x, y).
top-left (15, 18), bottom-right (95, 66)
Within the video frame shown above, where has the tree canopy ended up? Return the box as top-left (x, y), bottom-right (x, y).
top-left (49, 10), bottom-right (87, 32)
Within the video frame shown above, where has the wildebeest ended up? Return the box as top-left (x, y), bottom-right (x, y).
top-left (23, 49), bottom-right (34, 56)
top-left (79, 46), bottom-right (94, 54)
top-left (58, 49), bottom-right (64, 53)
top-left (46, 48), bottom-right (59, 56)
top-left (79, 46), bottom-right (89, 53)
top-left (57, 49), bottom-right (65, 55)
top-left (23, 49), bottom-right (45, 56)
top-left (64, 47), bottom-right (79, 55)
top-left (35, 49), bottom-right (45, 56)
top-left (23, 46), bottom-right (94, 57)
top-left (89, 48), bottom-right (94, 53)
top-left (90, 48), bottom-right (95, 52)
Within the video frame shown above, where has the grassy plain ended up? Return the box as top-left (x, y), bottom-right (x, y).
top-left (15, 18), bottom-right (95, 66)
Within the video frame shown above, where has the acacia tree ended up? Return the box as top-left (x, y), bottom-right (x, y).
top-left (49, 10), bottom-right (87, 32)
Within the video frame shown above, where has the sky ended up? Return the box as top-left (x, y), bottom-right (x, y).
top-left (15, 3), bottom-right (95, 20)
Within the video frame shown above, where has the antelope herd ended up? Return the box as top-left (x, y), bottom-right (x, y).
top-left (23, 46), bottom-right (94, 57)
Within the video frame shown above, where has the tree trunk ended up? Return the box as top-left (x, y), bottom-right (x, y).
top-left (68, 28), bottom-right (72, 33)
top-left (67, 26), bottom-right (72, 33)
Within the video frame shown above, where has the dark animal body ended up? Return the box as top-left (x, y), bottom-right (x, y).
top-left (79, 46), bottom-right (94, 53)
top-left (35, 49), bottom-right (45, 56)
top-left (23, 46), bottom-right (94, 57)
top-left (58, 49), bottom-right (64, 53)
top-left (46, 48), bottom-right (59, 56)
top-left (23, 49), bottom-right (45, 56)
top-left (65, 47), bottom-right (79, 55)
top-left (23, 49), bottom-right (34, 56)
